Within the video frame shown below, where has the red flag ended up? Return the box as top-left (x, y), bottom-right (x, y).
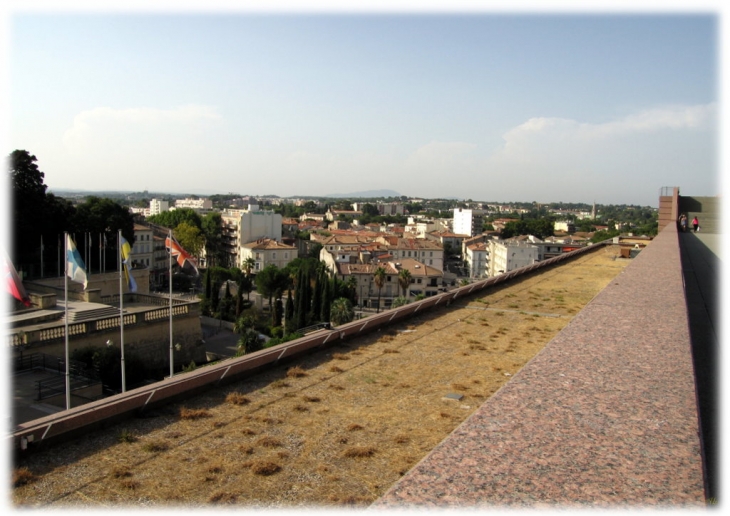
top-left (165, 236), bottom-right (199, 275)
top-left (3, 251), bottom-right (31, 307)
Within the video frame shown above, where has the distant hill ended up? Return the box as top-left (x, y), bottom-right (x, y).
top-left (324, 189), bottom-right (402, 199)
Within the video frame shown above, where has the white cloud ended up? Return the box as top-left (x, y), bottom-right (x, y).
top-left (497, 103), bottom-right (716, 158)
top-left (62, 105), bottom-right (222, 156)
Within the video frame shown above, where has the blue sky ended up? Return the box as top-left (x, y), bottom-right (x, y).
top-left (4, 4), bottom-right (722, 207)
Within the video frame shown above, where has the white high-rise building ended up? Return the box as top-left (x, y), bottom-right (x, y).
top-left (149, 198), bottom-right (169, 215)
top-left (452, 208), bottom-right (485, 237)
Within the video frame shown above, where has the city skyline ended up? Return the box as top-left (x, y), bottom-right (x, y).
top-left (4, 4), bottom-right (721, 207)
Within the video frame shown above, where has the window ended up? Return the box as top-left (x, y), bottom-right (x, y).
top-left (284, 252), bottom-right (288, 259)
top-left (272, 252), bottom-right (277, 259)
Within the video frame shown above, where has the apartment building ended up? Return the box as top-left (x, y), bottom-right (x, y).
top-left (221, 208), bottom-right (282, 268)
top-left (174, 198), bottom-right (213, 211)
top-left (149, 198), bottom-right (169, 215)
top-left (452, 208), bottom-right (485, 237)
top-left (465, 242), bottom-right (490, 279)
top-left (488, 240), bottom-right (539, 277)
top-left (240, 238), bottom-right (297, 272)
top-left (131, 224), bottom-right (154, 269)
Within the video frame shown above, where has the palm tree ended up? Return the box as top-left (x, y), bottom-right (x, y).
top-left (373, 266), bottom-right (387, 314)
top-left (345, 275), bottom-right (358, 303)
top-left (330, 297), bottom-right (354, 326)
top-left (243, 256), bottom-right (256, 278)
top-left (398, 269), bottom-right (412, 298)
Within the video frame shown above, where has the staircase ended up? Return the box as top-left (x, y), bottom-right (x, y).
top-left (679, 196), bottom-right (721, 234)
top-left (59, 301), bottom-right (122, 322)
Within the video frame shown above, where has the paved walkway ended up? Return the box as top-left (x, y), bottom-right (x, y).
top-left (375, 226), bottom-right (708, 507)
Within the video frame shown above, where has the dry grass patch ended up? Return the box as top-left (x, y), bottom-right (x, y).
top-left (394, 434), bottom-right (410, 444)
top-left (239, 444), bottom-right (254, 454)
top-left (141, 440), bottom-right (169, 453)
top-left (13, 468), bottom-right (35, 487)
top-left (110, 467), bottom-right (132, 479)
top-left (328, 384), bottom-right (345, 391)
top-left (226, 392), bottom-right (250, 405)
top-left (302, 395), bottom-right (321, 403)
top-left (249, 461), bottom-right (282, 476)
top-left (241, 427), bottom-right (257, 435)
top-left (347, 423), bottom-right (364, 431)
top-left (332, 353), bottom-right (350, 361)
top-left (343, 446), bottom-right (376, 458)
top-left (209, 492), bottom-right (238, 504)
top-left (257, 436), bottom-right (283, 448)
top-left (180, 407), bottom-right (211, 420)
top-left (272, 379), bottom-right (290, 388)
top-left (451, 383), bottom-right (468, 391)
top-left (293, 404), bottom-right (309, 412)
top-left (383, 348), bottom-right (399, 354)
top-left (329, 365), bottom-right (345, 373)
top-left (286, 366), bottom-right (308, 378)
top-left (119, 479), bottom-right (140, 490)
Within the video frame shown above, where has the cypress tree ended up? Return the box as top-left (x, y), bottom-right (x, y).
top-left (285, 289), bottom-right (294, 334)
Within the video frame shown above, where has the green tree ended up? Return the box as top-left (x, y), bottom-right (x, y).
top-left (330, 297), bottom-right (354, 326)
top-left (243, 257), bottom-right (256, 278)
top-left (391, 296), bottom-right (410, 308)
top-left (373, 266), bottom-right (387, 314)
top-left (201, 212), bottom-right (225, 268)
top-left (237, 329), bottom-right (263, 355)
top-left (398, 269), bottom-right (412, 298)
top-left (173, 221), bottom-right (205, 258)
top-left (147, 208), bottom-right (201, 230)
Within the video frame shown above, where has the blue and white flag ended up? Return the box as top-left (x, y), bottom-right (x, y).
top-left (66, 234), bottom-right (88, 289)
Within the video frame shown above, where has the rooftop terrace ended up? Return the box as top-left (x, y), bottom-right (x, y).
top-left (9, 212), bottom-right (719, 507)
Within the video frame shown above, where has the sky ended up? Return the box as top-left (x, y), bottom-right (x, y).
top-left (2, 2), bottom-right (723, 207)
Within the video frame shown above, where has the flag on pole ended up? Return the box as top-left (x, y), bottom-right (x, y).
top-left (66, 234), bottom-right (88, 289)
top-left (2, 250), bottom-right (31, 306)
top-left (165, 235), bottom-right (199, 275)
top-left (120, 235), bottom-right (138, 293)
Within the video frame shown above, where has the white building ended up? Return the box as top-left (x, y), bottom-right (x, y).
top-left (149, 199), bottom-right (169, 215)
top-left (240, 238), bottom-right (297, 272)
top-left (132, 224), bottom-right (154, 269)
top-left (175, 198), bottom-right (213, 211)
top-left (221, 208), bottom-right (283, 268)
top-left (465, 242), bottom-right (490, 279)
top-left (452, 208), bottom-right (485, 237)
top-left (488, 240), bottom-right (539, 277)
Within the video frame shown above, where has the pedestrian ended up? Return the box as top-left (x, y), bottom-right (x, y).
top-left (680, 214), bottom-right (688, 232)
top-left (692, 216), bottom-right (699, 232)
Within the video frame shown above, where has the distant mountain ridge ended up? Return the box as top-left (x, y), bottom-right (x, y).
top-left (324, 189), bottom-right (402, 199)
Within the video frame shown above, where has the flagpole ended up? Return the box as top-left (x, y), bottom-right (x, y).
top-left (40, 235), bottom-right (44, 278)
top-left (169, 230), bottom-right (174, 378)
top-left (57, 234), bottom-right (60, 278)
top-left (64, 233), bottom-right (71, 410)
top-left (119, 230), bottom-right (126, 393)
top-left (99, 233), bottom-right (102, 275)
